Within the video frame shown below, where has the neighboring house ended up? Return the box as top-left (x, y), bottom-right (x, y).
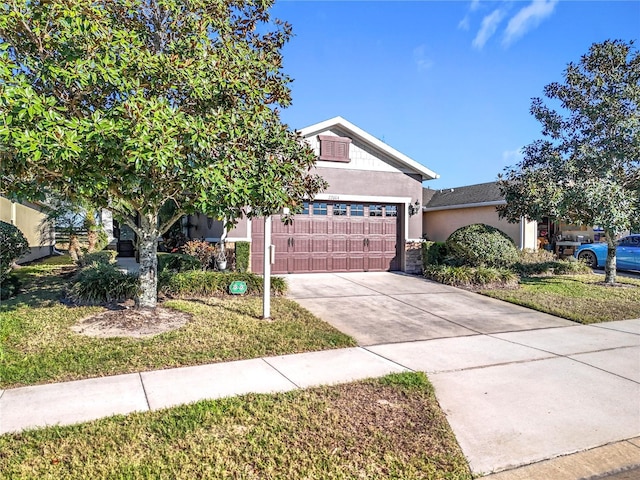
top-left (189, 116), bottom-right (440, 274)
top-left (422, 182), bottom-right (538, 250)
top-left (0, 196), bottom-right (55, 263)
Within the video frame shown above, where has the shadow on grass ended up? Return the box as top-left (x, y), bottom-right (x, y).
top-left (1, 267), bottom-right (75, 312)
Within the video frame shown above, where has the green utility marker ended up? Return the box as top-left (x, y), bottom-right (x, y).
top-left (229, 281), bottom-right (248, 295)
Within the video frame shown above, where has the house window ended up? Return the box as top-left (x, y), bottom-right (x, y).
top-left (369, 205), bottom-right (383, 217)
top-left (333, 203), bottom-right (347, 216)
top-left (351, 204), bottom-right (364, 217)
top-left (301, 202), bottom-right (309, 215)
top-left (385, 205), bottom-right (398, 217)
top-left (318, 135), bottom-right (351, 163)
top-left (313, 202), bottom-right (327, 215)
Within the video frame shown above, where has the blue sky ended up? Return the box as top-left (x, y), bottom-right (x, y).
top-left (270, 0), bottom-right (639, 189)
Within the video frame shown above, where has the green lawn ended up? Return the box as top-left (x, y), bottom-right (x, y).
top-left (0, 372), bottom-right (471, 480)
top-left (1, 258), bottom-right (355, 388)
top-left (481, 274), bottom-right (640, 324)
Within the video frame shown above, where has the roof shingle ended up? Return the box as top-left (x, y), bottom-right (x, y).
top-left (424, 181), bottom-right (504, 209)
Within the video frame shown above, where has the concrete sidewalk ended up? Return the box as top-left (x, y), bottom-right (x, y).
top-left (0, 347), bottom-right (407, 435)
top-left (2, 321), bottom-right (639, 477)
top-left (2, 271), bottom-right (639, 478)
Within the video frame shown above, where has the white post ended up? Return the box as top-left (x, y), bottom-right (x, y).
top-left (262, 215), bottom-right (272, 319)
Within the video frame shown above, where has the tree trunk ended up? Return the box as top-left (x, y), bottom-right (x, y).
top-left (136, 212), bottom-right (160, 309)
top-left (604, 230), bottom-right (617, 285)
top-left (69, 234), bottom-right (81, 262)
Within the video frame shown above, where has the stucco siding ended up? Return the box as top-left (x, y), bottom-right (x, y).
top-left (0, 196), bottom-right (54, 263)
top-left (423, 206), bottom-right (522, 245)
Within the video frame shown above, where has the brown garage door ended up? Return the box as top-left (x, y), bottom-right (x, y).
top-left (251, 202), bottom-right (400, 274)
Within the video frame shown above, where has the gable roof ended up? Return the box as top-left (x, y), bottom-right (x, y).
top-left (298, 116), bottom-right (439, 181)
top-left (423, 181), bottom-right (505, 211)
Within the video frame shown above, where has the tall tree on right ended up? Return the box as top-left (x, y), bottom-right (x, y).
top-left (498, 40), bottom-right (640, 284)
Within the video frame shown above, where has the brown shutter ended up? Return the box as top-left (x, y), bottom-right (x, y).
top-left (318, 135), bottom-right (351, 162)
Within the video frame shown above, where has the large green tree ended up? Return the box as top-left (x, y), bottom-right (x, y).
top-left (0, 0), bottom-right (326, 307)
top-left (498, 40), bottom-right (640, 284)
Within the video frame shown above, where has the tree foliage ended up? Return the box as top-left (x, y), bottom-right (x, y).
top-left (498, 40), bottom-right (640, 283)
top-left (0, 0), bottom-right (326, 307)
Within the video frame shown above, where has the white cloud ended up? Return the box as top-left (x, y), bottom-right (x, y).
top-left (413, 45), bottom-right (434, 72)
top-left (458, 0), bottom-right (482, 31)
top-left (458, 15), bottom-right (471, 31)
top-left (503, 0), bottom-right (559, 46)
top-left (502, 148), bottom-right (524, 165)
top-left (472, 8), bottom-right (506, 50)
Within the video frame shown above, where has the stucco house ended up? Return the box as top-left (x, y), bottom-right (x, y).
top-left (0, 196), bottom-right (55, 263)
top-left (422, 182), bottom-right (538, 250)
top-left (185, 116), bottom-right (440, 274)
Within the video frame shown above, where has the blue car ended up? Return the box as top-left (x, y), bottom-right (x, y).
top-left (574, 234), bottom-right (640, 270)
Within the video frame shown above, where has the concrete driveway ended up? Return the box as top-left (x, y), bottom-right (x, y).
top-left (286, 271), bottom-right (574, 346)
top-left (285, 272), bottom-right (640, 476)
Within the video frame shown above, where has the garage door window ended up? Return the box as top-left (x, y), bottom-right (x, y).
top-left (313, 203), bottom-right (327, 215)
top-left (369, 205), bottom-right (383, 217)
top-left (385, 205), bottom-right (398, 217)
top-left (333, 203), bottom-right (348, 216)
top-left (351, 204), bottom-right (364, 216)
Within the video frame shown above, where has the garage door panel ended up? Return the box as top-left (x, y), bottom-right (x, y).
top-left (272, 221), bottom-right (290, 234)
top-left (369, 222), bottom-right (384, 235)
top-left (332, 237), bottom-right (348, 254)
top-left (348, 256), bottom-right (365, 271)
top-left (349, 238), bottom-right (366, 253)
top-left (384, 220), bottom-right (397, 235)
top-left (350, 222), bottom-right (365, 235)
top-left (293, 219), bottom-right (312, 234)
top-left (332, 220), bottom-right (349, 235)
top-left (331, 256), bottom-right (347, 271)
top-left (291, 256), bottom-right (310, 273)
top-left (366, 256), bottom-right (387, 271)
top-left (312, 221), bottom-right (328, 234)
top-left (311, 257), bottom-right (328, 272)
top-left (293, 238), bottom-right (311, 253)
top-left (312, 238), bottom-right (329, 253)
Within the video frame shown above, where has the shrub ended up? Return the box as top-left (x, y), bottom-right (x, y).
top-left (76, 250), bottom-right (118, 268)
top-left (422, 241), bottom-right (448, 269)
top-left (512, 250), bottom-right (592, 277)
top-left (69, 262), bottom-right (139, 304)
top-left (157, 253), bottom-right (201, 273)
top-left (446, 224), bottom-right (519, 268)
top-left (551, 257), bottom-right (592, 275)
top-left (424, 264), bottom-right (518, 288)
top-left (182, 239), bottom-right (216, 270)
top-left (0, 221), bottom-right (30, 282)
top-left (235, 241), bottom-right (250, 272)
top-left (160, 271), bottom-right (287, 296)
top-left (518, 248), bottom-right (556, 264)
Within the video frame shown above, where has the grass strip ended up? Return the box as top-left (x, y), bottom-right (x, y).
top-left (1, 258), bottom-right (355, 388)
top-left (481, 274), bottom-right (640, 324)
top-left (0, 372), bottom-right (471, 480)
